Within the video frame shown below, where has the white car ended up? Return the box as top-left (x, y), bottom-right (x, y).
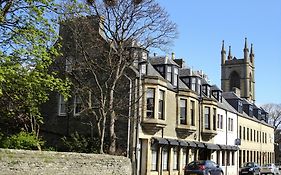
top-left (260, 163), bottom-right (280, 175)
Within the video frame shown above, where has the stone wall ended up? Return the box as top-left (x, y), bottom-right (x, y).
top-left (0, 149), bottom-right (132, 175)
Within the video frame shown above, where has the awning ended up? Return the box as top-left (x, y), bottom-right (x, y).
top-left (186, 141), bottom-right (197, 148)
top-left (152, 137), bottom-right (169, 145)
top-left (204, 143), bottom-right (220, 150)
top-left (178, 140), bottom-right (189, 147)
top-left (218, 144), bottom-right (228, 150)
top-left (218, 144), bottom-right (239, 151)
top-left (229, 146), bottom-right (239, 151)
top-left (167, 138), bottom-right (179, 146)
top-left (194, 141), bottom-right (205, 148)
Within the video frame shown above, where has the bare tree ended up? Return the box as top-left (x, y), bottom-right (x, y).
top-left (262, 103), bottom-right (281, 131)
top-left (58, 0), bottom-right (177, 154)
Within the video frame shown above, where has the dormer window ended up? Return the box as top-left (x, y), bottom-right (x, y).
top-left (191, 77), bottom-right (196, 91)
top-left (140, 63), bottom-right (147, 75)
top-left (142, 51), bottom-right (147, 60)
top-left (173, 68), bottom-right (178, 86)
top-left (197, 78), bottom-right (201, 95)
top-left (202, 84), bottom-right (211, 97)
top-left (167, 66), bottom-right (172, 82)
top-left (212, 91), bottom-right (222, 102)
top-left (156, 66), bottom-right (164, 77)
top-left (238, 100), bottom-right (243, 113)
top-left (249, 105), bottom-right (253, 116)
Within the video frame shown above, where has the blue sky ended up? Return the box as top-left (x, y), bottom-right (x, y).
top-left (155, 0), bottom-right (281, 105)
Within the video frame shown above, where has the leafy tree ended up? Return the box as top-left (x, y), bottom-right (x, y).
top-left (0, 0), bottom-right (70, 143)
top-left (59, 0), bottom-right (177, 154)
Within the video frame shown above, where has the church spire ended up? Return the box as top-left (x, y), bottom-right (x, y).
top-left (221, 40), bottom-right (226, 64)
top-left (244, 37), bottom-right (249, 61)
top-left (228, 46), bottom-right (232, 60)
top-left (250, 43), bottom-right (255, 65)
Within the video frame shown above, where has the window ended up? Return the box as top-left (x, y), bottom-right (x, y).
top-left (265, 133), bottom-right (267, 143)
top-left (191, 77), bottom-right (196, 91)
top-left (213, 108), bottom-right (216, 130)
top-left (173, 68), bottom-right (178, 86)
top-left (217, 114), bottom-right (223, 129)
top-left (151, 145), bottom-right (158, 171)
top-left (140, 64), bottom-right (146, 75)
top-left (247, 128), bottom-right (249, 140)
top-left (222, 151), bottom-right (225, 166)
top-left (167, 66), bottom-right (172, 82)
top-left (227, 151), bottom-right (230, 165)
top-left (58, 94), bottom-right (66, 116)
top-left (182, 148), bottom-right (188, 168)
top-left (232, 151), bottom-right (235, 165)
top-left (204, 107), bottom-right (210, 129)
top-left (190, 100), bottom-right (195, 126)
top-left (243, 127), bottom-right (246, 140)
top-left (197, 78), bottom-right (201, 94)
top-left (250, 129), bottom-right (252, 141)
top-left (158, 90), bottom-right (165, 119)
top-left (146, 88), bottom-right (155, 118)
top-left (173, 148), bottom-right (179, 170)
top-left (254, 130), bottom-right (256, 142)
top-left (239, 126), bottom-right (242, 139)
top-left (217, 151), bottom-right (220, 165)
top-left (228, 118), bottom-right (233, 131)
top-left (74, 95), bottom-right (82, 115)
top-left (180, 99), bottom-right (187, 124)
top-left (257, 131), bottom-right (259, 142)
top-left (162, 147), bottom-right (169, 170)
top-left (156, 66), bottom-right (164, 77)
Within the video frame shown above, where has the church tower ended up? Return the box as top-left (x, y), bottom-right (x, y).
top-left (221, 38), bottom-right (255, 103)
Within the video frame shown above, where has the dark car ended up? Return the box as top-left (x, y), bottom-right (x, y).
top-left (184, 160), bottom-right (224, 175)
top-left (239, 162), bottom-right (260, 175)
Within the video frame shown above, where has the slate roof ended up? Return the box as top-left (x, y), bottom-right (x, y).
top-left (149, 56), bottom-right (179, 66)
top-left (211, 85), bottom-right (221, 91)
top-left (222, 92), bottom-right (241, 100)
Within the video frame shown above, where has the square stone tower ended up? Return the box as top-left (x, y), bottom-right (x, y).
top-left (221, 38), bottom-right (255, 103)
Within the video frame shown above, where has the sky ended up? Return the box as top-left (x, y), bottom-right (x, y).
top-left (154, 0), bottom-right (281, 105)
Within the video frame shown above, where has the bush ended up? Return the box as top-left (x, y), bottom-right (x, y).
top-left (61, 131), bottom-right (99, 153)
top-left (0, 131), bottom-right (44, 150)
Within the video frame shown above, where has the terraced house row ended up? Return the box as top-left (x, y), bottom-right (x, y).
top-left (41, 18), bottom-right (274, 175)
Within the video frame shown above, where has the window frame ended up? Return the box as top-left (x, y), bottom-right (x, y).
top-left (58, 94), bottom-right (66, 116)
top-left (158, 90), bottom-right (165, 120)
top-left (74, 95), bottom-right (82, 116)
top-left (146, 88), bottom-right (155, 118)
top-left (204, 106), bottom-right (211, 129)
top-left (180, 98), bottom-right (187, 125)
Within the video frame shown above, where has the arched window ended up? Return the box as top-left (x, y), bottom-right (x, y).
top-left (230, 71), bottom-right (240, 90)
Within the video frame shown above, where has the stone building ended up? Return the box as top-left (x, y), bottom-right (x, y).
top-left (41, 17), bottom-right (274, 175)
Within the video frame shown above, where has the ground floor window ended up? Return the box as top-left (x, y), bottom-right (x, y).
top-left (231, 151), bottom-right (235, 165)
top-left (222, 151), bottom-right (225, 166)
top-left (173, 147), bottom-right (179, 170)
top-left (151, 145), bottom-right (158, 171)
top-left (162, 147), bottom-right (169, 171)
top-left (216, 151), bottom-right (220, 165)
top-left (182, 148), bottom-right (188, 169)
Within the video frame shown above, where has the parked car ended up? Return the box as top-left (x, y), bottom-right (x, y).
top-left (239, 162), bottom-right (260, 175)
top-left (184, 160), bottom-right (223, 175)
top-left (260, 163), bottom-right (280, 175)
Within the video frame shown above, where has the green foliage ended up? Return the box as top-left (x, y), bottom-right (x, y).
top-left (0, 0), bottom-right (71, 134)
top-left (0, 131), bottom-right (44, 150)
top-left (61, 132), bottom-right (99, 153)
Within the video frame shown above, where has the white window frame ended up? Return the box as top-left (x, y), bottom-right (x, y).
top-left (158, 90), bottom-right (165, 119)
top-left (58, 94), bottom-right (66, 116)
top-left (173, 147), bottom-right (178, 170)
top-left (74, 95), bottom-right (82, 116)
top-left (180, 99), bottom-right (187, 125)
top-left (167, 66), bottom-right (172, 82)
top-left (151, 145), bottom-right (158, 171)
top-left (173, 68), bottom-right (178, 86)
top-left (162, 147), bottom-right (169, 171)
